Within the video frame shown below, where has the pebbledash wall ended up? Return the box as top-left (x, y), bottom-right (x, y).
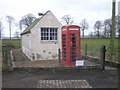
top-left (21, 10), bottom-right (62, 61)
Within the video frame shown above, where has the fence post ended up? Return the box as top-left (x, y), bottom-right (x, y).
top-left (58, 48), bottom-right (61, 66)
top-left (2, 44), bottom-right (8, 69)
top-left (85, 43), bottom-right (88, 56)
top-left (100, 45), bottom-right (106, 70)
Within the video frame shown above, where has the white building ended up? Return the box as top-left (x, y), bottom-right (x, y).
top-left (21, 10), bottom-right (62, 61)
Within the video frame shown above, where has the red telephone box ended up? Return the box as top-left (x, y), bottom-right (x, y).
top-left (61, 25), bottom-right (81, 66)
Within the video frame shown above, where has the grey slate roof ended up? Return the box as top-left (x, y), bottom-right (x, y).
top-left (21, 18), bottom-right (40, 35)
top-left (21, 10), bottom-right (50, 35)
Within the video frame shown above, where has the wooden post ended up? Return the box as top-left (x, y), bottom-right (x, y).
top-left (58, 48), bottom-right (61, 66)
top-left (110, 0), bottom-right (116, 61)
top-left (85, 43), bottom-right (88, 56)
top-left (100, 46), bottom-right (106, 70)
top-left (5, 45), bottom-right (8, 67)
top-left (2, 44), bottom-right (8, 69)
top-left (2, 45), bottom-right (5, 69)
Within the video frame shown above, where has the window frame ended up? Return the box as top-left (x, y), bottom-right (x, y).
top-left (41, 27), bottom-right (58, 41)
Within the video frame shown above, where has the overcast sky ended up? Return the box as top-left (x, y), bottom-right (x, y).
top-left (0, 0), bottom-right (119, 37)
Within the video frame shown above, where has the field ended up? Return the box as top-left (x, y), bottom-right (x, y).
top-left (2, 39), bottom-right (21, 47)
top-left (1, 38), bottom-right (119, 62)
top-left (1, 39), bottom-right (21, 69)
top-left (81, 38), bottom-right (118, 52)
top-left (2, 38), bottom-right (118, 48)
top-left (81, 38), bottom-right (119, 61)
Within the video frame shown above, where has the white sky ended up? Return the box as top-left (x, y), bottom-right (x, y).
top-left (0, 0), bottom-right (119, 37)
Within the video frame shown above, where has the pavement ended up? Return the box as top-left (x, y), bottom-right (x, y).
top-left (2, 69), bottom-right (119, 88)
top-left (2, 48), bottom-right (119, 89)
top-left (12, 49), bottom-right (59, 67)
top-left (12, 48), bottom-right (101, 67)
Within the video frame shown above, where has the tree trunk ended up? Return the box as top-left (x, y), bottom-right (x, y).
top-left (9, 24), bottom-right (11, 39)
top-left (104, 27), bottom-right (106, 38)
top-left (82, 29), bottom-right (84, 38)
top-left (0, 29), bottom-right (1, 39)
top-left (98, 29), bottom-right (99, 38)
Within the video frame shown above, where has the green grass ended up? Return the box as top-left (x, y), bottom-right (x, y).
top-left (1, 39), bottom-right (21, 69)
top-left (1, 38), bottom-right (119, 61)
top-left (2, 39), bottom-right (21, 47)
top-left (81, 38), bottom-right (119, 61)
top-left (81, 38), bottom-right (118, 51)
top-left (2, 38), bottom-right (118, 51)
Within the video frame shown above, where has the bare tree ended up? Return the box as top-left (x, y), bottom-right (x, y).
top-left (19, 20), bottom-right (23, 33)
top-left (20, 13), bottom-right (36, 27)
top-left (61, 15), bottom-right (74, 25)
top-left (0, 21), bottom-right (4, 39)
top-left (89, 31), bottom-right (94, 37)
top-left (6, 15), bottom-right (15, 39)
top-left (116, 15), bottom-right (120, 37)
top-left (94, 21), bottom-right (102, 38)
top-left (14, 31), bottom-right (20, 39)
top-left (102, 16), bottom-right (119, 38)
top-left (80, 19), bottom-right (89, 37)
top-left (102, 19), bottom-right (112, 38)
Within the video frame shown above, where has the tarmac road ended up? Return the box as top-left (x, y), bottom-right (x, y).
top-left (2, 69), bottom-right (119, 88)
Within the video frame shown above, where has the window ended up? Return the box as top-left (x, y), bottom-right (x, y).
top-left (41, 28), bottom-right (58, 41)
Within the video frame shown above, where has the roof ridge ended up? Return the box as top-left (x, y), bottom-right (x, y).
top-left (21, 11), bottom-right (51, 35)
top-left (21, 18), bottom-right (40, 35)
top-left (21, 10), bottom-right (59, 35)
